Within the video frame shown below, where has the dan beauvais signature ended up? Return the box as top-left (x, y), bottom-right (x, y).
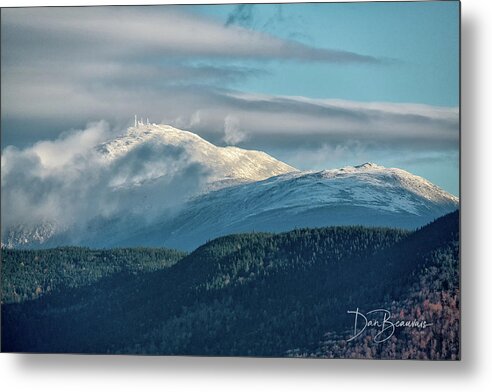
top-left (346, 308), bottom-right (433, 343)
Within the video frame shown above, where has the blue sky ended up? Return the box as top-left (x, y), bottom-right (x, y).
top-left (193, 2), bottom-right (459, 106)
top-left (1, 2), bottom-right (459, 195)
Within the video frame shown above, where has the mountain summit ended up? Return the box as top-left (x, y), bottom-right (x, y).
top-left (96, 123), bottom-right (296, 188)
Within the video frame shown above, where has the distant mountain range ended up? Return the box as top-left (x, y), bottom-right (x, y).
top-left (2, 124), bottom-right (458, 250)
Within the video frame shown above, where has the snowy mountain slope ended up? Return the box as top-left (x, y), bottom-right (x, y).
top-left (91, 163), bottom-right (459, 251)
top-left (1, 123), bottom-right (458, 250)
top-left (2, 222), bottom-right (59, 249)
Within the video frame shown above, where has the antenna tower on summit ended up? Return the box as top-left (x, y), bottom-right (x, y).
top-left (134, 115), bottom-right (152, 128)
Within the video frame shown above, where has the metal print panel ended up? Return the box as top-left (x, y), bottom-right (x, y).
top-left (0, 1), bottom-right (460, 359)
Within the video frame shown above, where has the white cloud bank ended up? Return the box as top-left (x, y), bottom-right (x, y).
top-left (1, 122), bottom-right (209, 240)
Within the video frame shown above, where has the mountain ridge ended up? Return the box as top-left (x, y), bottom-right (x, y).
top-left (121, 161), bottom-right (458, 250)
top-left (1, 123), bottom-right (458, 250)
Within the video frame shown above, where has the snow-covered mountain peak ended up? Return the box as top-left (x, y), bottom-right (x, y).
top-left (96, 122), bottom-right (297, 186)
top-left (314, 163), bottom-right (458, 205)
top-left (97, 123), bottom-right (212, 159)
top-left (128, 123), bottom-right (209, 143)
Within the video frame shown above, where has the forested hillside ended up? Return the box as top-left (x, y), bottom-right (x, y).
top-left (1, 211), bottom-right (459, 359)
top-left (1, 247), bottom-right (186, 304)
